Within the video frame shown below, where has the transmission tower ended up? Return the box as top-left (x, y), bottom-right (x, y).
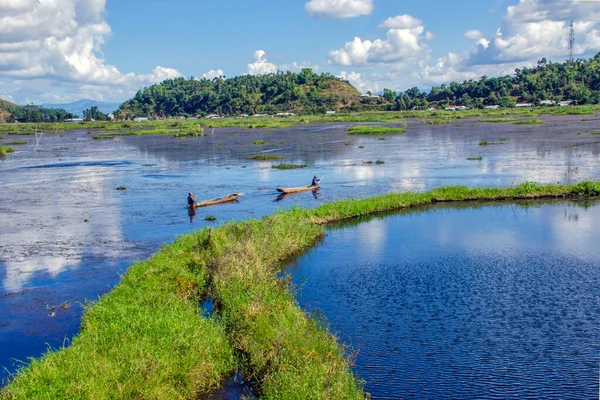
top-left (569, 20), bottom-right (575, 63)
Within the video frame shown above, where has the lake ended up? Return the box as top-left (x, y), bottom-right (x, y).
top-left (1, 113), bottom-right (599, 384)
top-left (289, 200), bottom-right (600, 399)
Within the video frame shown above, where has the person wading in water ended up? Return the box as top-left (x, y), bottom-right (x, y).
top-left (188, 192), bottom-right (197, 208)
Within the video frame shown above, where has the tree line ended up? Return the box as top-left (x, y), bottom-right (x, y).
top-left (7, 105), bottom-right (76, 123)
top-left (381, 52), bottom-right (600, 110)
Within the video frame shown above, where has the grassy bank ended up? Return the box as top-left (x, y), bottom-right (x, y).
top-left (0, 105), bottom-right (598, 134)
top-left (0, 146), bottom-right (14, 155)
top-left (3, 181), bottom-right (600, 399)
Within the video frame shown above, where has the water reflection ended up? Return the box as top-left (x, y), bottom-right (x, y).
top-left (289, 200), bottom-right (600, 399)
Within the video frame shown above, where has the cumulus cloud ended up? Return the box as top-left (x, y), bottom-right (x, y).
top-left (247, 50), bottom-right (278, 75)
top-left (0, 0), bottom-right (182, 103)
top-left (464, 30), bottom-right (484, 40)
top-left (305, 0), bottom-right (373, 19)
top-left (338, 70), bottom-right (382, 93)
top-left (329, 15), bottom-right (431, 66)
top-left (465, 0), bottom-right (600, 65)
top-left (203, 69), bottom-right (224, 80)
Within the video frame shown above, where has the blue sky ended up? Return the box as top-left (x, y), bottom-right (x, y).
top-left (1, 0), bottom-right (599, 104)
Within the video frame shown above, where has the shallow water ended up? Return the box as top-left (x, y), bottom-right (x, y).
top-left (289, 200), bottom-right (600, 399)
top-left (1, 114), bottom-right (600, 384)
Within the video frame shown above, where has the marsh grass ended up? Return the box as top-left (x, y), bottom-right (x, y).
top-left (347, 126), bottom-right (406, 135)
top-left (252, 140), bottom-right (268, 145)
top-left (272, 163), bottom-right (308, 169)
top-left (513, 119), bottom-right (544, 125)
top-left (0, 146), bottom-right (14, 155)
top-left (5, 141), bottom-right (26, 145)
top-left (247, 154), bottom-right (285, 160)
top-left (478, 117), bottom-right (518, 123)
top-left (479, 141), bottom-right (502, 146)
top-left (467, 157), bottom-right (483, 160)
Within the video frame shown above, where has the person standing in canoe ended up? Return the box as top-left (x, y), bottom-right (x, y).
top-left (187, 192), bottom-right (197, 208)
top-left (311, 176), bottom-right (319, 187)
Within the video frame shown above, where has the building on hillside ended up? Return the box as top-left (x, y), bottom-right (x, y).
top-left (275, 113), bottom-right (296, 117)
top-left (515, 103), bottom-right (532, 108)
top-left (559, 100), bottom-right (574, 106)
top-left (540, 100), bottom-right (556, 106)
top-left (326, 111), bottom-right (336, 115)
top-left (205, 114), bottom-right (222, 119)
top-left (66, 118), bottom-right (84, 123)
top-left (484, 105), bottom-right (501, 109)
top-left (133, 117), bottom-right (149, 122)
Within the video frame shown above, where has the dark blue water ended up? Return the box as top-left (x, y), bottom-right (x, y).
top-left (289, 201), bottom-right (600, 399)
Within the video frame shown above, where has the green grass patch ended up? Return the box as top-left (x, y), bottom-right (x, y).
top-left (347, 126), bottom-right (406, 135)
top-left (478, 118), bottom-right (518, 123)
top-left (467, 157), bottom-right (483, 161)
top-left (589, 131), bottom-right (600, 136)
top-left (423, 118), bottom-right (453, 125)
top-left (479, 141), bottom-right (502, 146)
top-left (252, 140), bottom-right (268, 145)
top-left (205, 215), bottom-right (217, 221)
top-left (5, 141), bottom-right (27, 145)
top-left (271, 163), bottom-right (308, 169)
top-left (115, 186), bottom-right (127, 191)
top-left (513, 119), bottom-right (544, 125)
top-left (247, 154), bottom-right (285, 160)
top-left (498, 138), bottom-right (510, 141)
top-left (0, 146), bottom-right (14, 155)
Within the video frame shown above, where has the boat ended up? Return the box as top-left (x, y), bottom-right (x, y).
top-left (276, 185), bottom-right (319, 194)
top-left (194, 192), bottom-right (244, 207)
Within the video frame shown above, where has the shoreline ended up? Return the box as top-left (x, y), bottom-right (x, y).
top-left (2, 181), bottom-right (600, 399)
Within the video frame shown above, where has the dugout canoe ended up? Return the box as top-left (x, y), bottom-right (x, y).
top-left (276, 185), bottom-right (319, 194)
top-left (194, 192), bottom-right (244, 207)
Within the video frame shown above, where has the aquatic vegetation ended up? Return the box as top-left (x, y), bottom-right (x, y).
top-left (498, 138), bottom-right (510, 141)
top-left (5, 140), bottom-right (27, 145)
top-left (467, 157), bottom-right (483, 160)
top-left (252, 140), bottom-right (268, 145)
top-left (589, 131), bottom-right (600, 136)
top-left (376, 160), bottom-right (385, 164)
top-left (378, 137), bottom-right (386, 140)
top-left (423, 118), bottom-right (452, 125)
top-left (272, 163), bottom-right (308, 169)
top-left (247, 154), bottom-right (285, 160)
top-left (513, 119), bottom-right (544, 125)
top-left (347, 126), bottom-right (406, 135)
top-left (478, 118), bottom-right (518, 123)
top-left (0, 146), bottom-right (14, 155)
top-left (116, 186), bottom-right (127, 190)
top-left (205, 215), bottom-right (217, 221)
top-left (479, 141), bottom-right (502, 146)
top-left (358, 145), bottom-right (365, 149)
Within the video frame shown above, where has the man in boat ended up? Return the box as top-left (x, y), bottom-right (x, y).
top-left (311, 176), bottom-right (319, 187)
top-left (187, 192), bottom-right (197, 208)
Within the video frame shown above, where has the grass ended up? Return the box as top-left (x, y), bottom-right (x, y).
top-left (513, 119), bottom-right (544, 125)
top-left (498, 138), bottom-right (510, 141)
top-left (478, 117), bottom-right (518, 123)
top-left (0, 146), bottom-right (14, 155)
top-left (347, 126), bottom-right (406, 135)
top-left (252, 140), bottom-right (268, 145)
top-left (247, 154), bottom-right (285, 160)
top-left (272, 163), bottom-right (308, 169)
top-left (479, 141), bottom-right (502, 146)
top-left (3, 182), bottom-right (600, 399)
top-left (5, 141), bottom-right (27, 145)
top-left (467, 157), bottom-right (483, 161)
top-left (115, 186), bottom-right (127, 191)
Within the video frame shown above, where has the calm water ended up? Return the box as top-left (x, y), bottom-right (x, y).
top-left (1, 114), bottom-right (600, 384)
top-left (289, 201), bottom-right (600, 399)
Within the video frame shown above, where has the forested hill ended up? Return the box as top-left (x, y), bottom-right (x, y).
top-left (390, 53), bottom-right (600, 110)
top-left (0, 98), bottom-right (76, 123)
top-left (116, 69), bottom-right (361, 118)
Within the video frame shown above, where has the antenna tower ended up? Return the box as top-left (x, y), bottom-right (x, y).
top-left (568, 20), bottom-right (575, 63)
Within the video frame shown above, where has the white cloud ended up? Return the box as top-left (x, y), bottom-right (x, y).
top-left (329, 15), bottom-right (431, 67)
top-left (464, 30), bottom-right (484, 40)
top-left (203, 69), bottom-right (224, 80)
top-left (0, 0), bottom-right (182, 103)
top-left (247, 50), bottom-right (278, 75)
top-left (305, 0), bottom-right (373, 19)
top-left (338, 70), bottom-right (381, 93)
top-left (379, 15), bottom-right (422, 29)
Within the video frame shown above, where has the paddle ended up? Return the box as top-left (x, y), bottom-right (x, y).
top-left (318, 176), bottom-right (324, 186)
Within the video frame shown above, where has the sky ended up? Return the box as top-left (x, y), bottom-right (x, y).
top-left (1, 0), bottom-right (600, 105)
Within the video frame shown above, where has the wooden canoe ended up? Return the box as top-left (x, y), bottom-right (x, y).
top-left (276, 185), bottom-right (318, 194)
top-left (195, 192), bottom-right (244, 207)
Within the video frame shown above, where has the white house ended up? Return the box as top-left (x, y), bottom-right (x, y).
top-left (484, 105), bottom-right (501, 109)
top-left (540, 100), bottom-right (556, 106)
top-left (515, 103), bottom-right (532, 108)
top-left (326, 111), bottom-right (336, 115)
top-left (133, 117), bottom-right (149, 122)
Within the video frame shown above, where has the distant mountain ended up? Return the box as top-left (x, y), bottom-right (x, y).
top-left (41, 99), bottom-right (121, 117)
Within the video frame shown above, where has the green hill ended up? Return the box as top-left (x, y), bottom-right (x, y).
top-left (116, 69), bottom-right (361, 118)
